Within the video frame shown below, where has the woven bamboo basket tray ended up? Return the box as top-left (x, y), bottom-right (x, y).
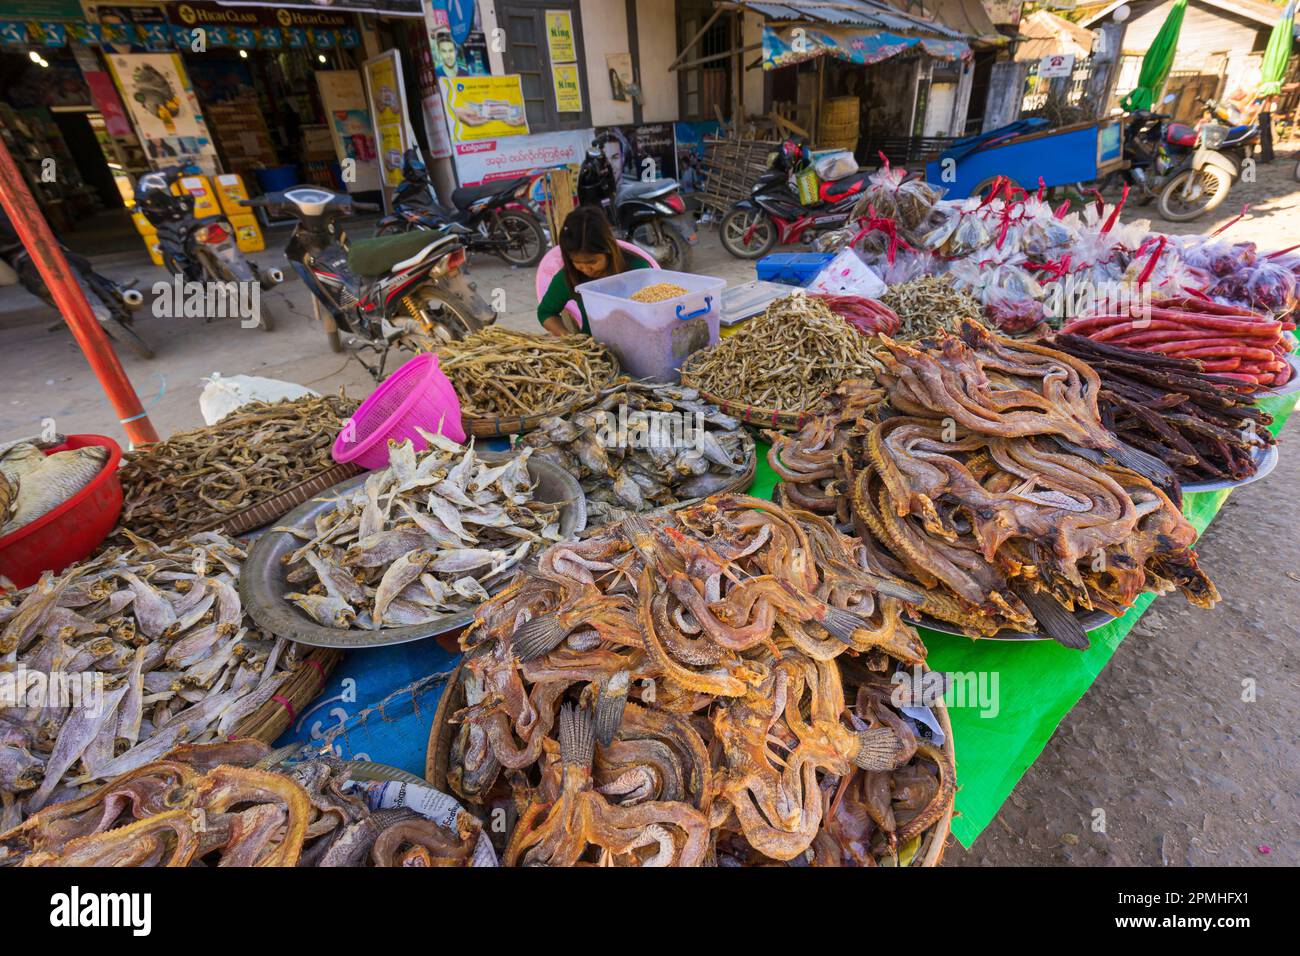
top-left (232, 647), bottom-right (341, 744)
top-left (685, 384), bottom-right (828, 433)
top-left (457, 358), bottom-right (623, 438)
top-left (425, 655), bottom-right (955, 867)
top-left (117, 461), bottom-right (363, 546)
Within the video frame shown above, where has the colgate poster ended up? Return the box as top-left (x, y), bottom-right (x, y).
top-left (451, 128), bottom-right (592, 186)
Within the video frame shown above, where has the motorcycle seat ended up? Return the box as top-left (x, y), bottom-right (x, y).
top-left (1165, 123), bottom-right (1198, 147)
top-left (347, 230), bottom-right (457, 277)
top-left (818, 171), bottom-right (870, 203)
top-left (616, 178), bottom-right (680, 202)
top-left (451, 176), bottom-right (529, 210)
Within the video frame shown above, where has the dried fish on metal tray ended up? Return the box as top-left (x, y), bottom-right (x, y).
top-left (0, 531), bottom-right (309, 826)
top-left (680, 293), bottom-right (883, 412)
top-left (114, 393), bottom-right (357, 544)
top-left (436, 328), bottom-right (617, 418)
top-left (518, 382), bottom-right (753, 527)
top-left (277, 431), bottom-right (566, 629)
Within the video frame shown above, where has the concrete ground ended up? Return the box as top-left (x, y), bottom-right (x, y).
top-left (2, 154), bottom-right (1297, 866)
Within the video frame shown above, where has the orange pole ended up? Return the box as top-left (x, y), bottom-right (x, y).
top-left (0, 135), bottom-right (158, 446)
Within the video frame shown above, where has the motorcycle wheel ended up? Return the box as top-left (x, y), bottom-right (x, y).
top-left (631, 223), bottom-right (693, 272)
top-left (1157, 167), bottom-right (1231, 222)
top-left (397, 284), bottom-right (478, 351)
top-left (496, 211), bottom-right (546, 267)
top-left (102, 316), bottom-right (155, 360)
top-left (720, 208), bottom-right (776, 259)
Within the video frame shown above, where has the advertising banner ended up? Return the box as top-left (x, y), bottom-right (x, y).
top-left (363, 50), bottom-right (415, 191)
top-left (450, 127), bottom-right (590, 186)
top-left (544, 9), bottom-right (575, 62)
top-left (317, 70), bottom-right (383, 192)
top-left (105, 50), bottom-right (219, 173)
top-left (552, 62), bottom-right (582, 113)
top-left (439, 74), bottom-right (529, 142)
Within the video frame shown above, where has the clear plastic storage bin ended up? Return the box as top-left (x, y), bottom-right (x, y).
top-left (576, 269), bottom-right (726, 383)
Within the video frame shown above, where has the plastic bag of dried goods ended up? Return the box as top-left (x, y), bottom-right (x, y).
top-left (812, 149), bottom-right (858, 181)
top-left (947, 203), bottom-right (994, 259)
top-left (199, 373), bottom-right (319, 425)
top-left (879, 248), bottom-right (936, 286)
top-left (1244, 258), bottom-right (1298, 317)
top-left (915, 202), bottom-right (962, 253)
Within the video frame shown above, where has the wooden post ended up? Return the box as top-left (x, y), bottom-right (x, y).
top-left (813, 56), bottom-right (825, 146)
top-left (982, 60), bottom-right (1028, 132)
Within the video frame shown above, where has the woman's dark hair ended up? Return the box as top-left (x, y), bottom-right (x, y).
top-left (559, 205), bottom-right (624, 291)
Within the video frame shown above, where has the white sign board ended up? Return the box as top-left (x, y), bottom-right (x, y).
top-left (1038, 54), bottom-right (1076, 79)
top-left (451, 128), bottom-right (592, 186)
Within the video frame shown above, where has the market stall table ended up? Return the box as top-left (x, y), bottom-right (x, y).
top-left (273, 387), bottom-right (1297, 851)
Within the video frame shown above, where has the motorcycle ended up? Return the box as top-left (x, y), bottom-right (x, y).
top-left (134, 166), bottom-right (282, 330)
top-left (1118, 95), bottom-right (1258, 222)
top-left (242, 186), bottom-right (494, 380)
top-left (578, 129), bottom-right (696, 270)
top-left (0, 209), bottom-right (152, 359)
top-left (719, 140), bottom-right (871, 259)
top-left (377, 149), bottom-right (547, 267)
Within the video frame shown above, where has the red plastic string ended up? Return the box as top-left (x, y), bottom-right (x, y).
top-left (270, 694), bottom-right (297, 723)
top-left (1136, 234), bottom-right (1167, 285)
top-left (1209, 205), bottom-right (1250, 237)
top-left (1100, 184), bottom-right (1129, 234)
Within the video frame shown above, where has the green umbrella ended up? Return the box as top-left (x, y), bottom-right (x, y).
top-left (1121, 0), bottom-right (1187, 112)
top-left (1258, 1), bottom-right (1295, 97)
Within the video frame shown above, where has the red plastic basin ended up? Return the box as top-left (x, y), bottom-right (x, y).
top-left (0, 434), bottom-right (123, 590)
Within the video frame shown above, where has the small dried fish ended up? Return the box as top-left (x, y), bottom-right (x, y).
top-left (879, 274), bottom-right (983, 342)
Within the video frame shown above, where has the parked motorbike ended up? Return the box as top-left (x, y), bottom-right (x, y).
top-left (719, 139), bottom-right (870, 259)
top-left (578, 129), bottom-right (696, 270)
top-left (377, 149), bottom-right (547, 267)
top-left (242, 186), bottom-right (494, 380)
top-left (134, 166), bottom-right (282, 330)
top-left (1118, 95), bottom-right (1258, 222)
top-left (0, 209), bottom-right (152, 359)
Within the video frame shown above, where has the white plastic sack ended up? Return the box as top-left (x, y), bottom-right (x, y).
top-left (812, 149), bottom-right (858, 181)
top-left (808, 248), bottom-right (886, 298)
top-left (199, 372), bottom-right (319, 425)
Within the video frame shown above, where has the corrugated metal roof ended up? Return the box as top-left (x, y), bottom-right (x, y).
top-left (738, 0), bottom-right (968, 37)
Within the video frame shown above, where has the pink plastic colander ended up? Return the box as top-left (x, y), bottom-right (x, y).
top-left (332, 352), bottom-right (465, 470)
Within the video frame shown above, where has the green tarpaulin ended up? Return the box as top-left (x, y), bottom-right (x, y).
top-left (748, 387), bottom-right (1297, 848)
top-left (1121, 0), bottom-right (1187, 113)
top-left (1258, 1), bottom-right (1296, 98)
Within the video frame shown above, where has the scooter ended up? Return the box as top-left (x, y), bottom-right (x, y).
top-left (134, 166), bottom-right (282, 330)
top-left (242, 186), bottom-right (494, 380)
top-left (578, 129), bottom-right (696, 270)
top-left (1118, 95), bottom-right (1258, 222)
top-left (377, 149), bottom-right (548, 267)
top-left (719, 139), bottom-right (871, 259)
top-left (0, 209), bottom-right (152, 359)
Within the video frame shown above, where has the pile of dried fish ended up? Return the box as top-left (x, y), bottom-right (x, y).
top-left (0, 441), bottom-right (109, 538)
top-left (114, 393), bottom-right (357, 544)
top-left (278, 433), bottom-right (564, 629)
top-left (436, 328), bottom-right (617, 418)
top-left (772, 325), bottom-right (1219, 645)
top-left (1050, 334), bottom-right (1275, 482)
top-left (1, 739), bottom-right (494, 866)
top-left (630, 282), bottom-right (688, 303)
top-left (0, 532), bottom-right (310, 826)
top-left (879, 275), bottom-right (982, 342)
top-left (444, 495), bottom-right (953, 866)
top-left (680, 293), bottom-right (883, 413)
top-left (519, 383), bottom-right (752, 527)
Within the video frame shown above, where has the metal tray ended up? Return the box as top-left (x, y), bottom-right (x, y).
top-left (240, 454), bottom-right (586, 649)
top-left (343, 760), bottom-right (429, 786)
top-left (906, 608), bottom-right (1117, 643)
top-left (1181, 442), bottom-right (1279, 494)
top-left (1252, 353), bottom-right (1300, 398)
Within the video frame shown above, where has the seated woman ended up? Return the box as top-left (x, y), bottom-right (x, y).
top-left (538, 205), bottom-right (651, 336)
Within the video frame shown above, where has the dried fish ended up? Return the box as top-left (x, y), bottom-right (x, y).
top-left (680, 293), bottom-right (883, 412)
top-left (282, 435), bottom-right (563, 629)
top-left (878, 274), bottom-right (983, 342)
top-left (0, 443), bottom-right (109, 538)
top-left (113, 393), bottom-right (358, 544)
top-left (435, 328), bottom-right (617, 418)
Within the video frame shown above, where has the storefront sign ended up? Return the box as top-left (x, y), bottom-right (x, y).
top-left (439, 75), bottom-right (529, 142)
top-left (105, 50), bottom-right (218, 174)
top-left (1037, 54), bottom-right (1075, 79)
top-left (363, 49), bottom-right (415, 191)
top-left (594, 122), bottom-right (676, 182)
top-left (545, 10), bottom-right (575, 63)
top-left (415, 40), bottom-right (453, 159)
top-left (450, 127), bottom-right (590, 186)
top-left (551, 62), bottom-right (582, 113)
top-left (318, 70), bottom-right (383, 193)
top-left (214, 1), bottom-right (422, 18)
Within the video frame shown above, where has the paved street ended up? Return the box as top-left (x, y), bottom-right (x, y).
top-left (1, 154), bottom-right (1296, 866)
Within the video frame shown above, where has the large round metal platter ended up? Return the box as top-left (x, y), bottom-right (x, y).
top-left (240, 454), bottom-right (586, 649)
top-left (906, 608), bottom-right (1118, 642)
top-left (1181, 442), bottom-right (1279, 494)
top-left (342, 760), bottom-right (428, 786)
top-left (1252, 353), bottom-right (1300, 398)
